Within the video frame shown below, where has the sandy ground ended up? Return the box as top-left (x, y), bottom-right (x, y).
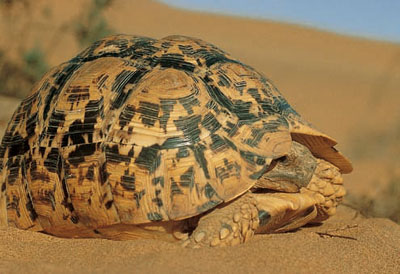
top-left (0, 0), bottom-right (399, 273)
top-left (0, 206), bottom-right (399, 274)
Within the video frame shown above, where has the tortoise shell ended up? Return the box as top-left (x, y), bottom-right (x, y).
top-left (0, 35), bottom-right (352, 234)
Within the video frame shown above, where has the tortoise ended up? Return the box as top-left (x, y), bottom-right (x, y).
top-left (0, 35), bottom-right (352, 247)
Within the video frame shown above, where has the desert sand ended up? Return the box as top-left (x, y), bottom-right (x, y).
top-left (1, 206), bottom-right (399, 273)
top-left (0, 0), bottom-right (399, 273)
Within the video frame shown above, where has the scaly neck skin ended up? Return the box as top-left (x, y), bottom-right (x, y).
top-left (254, 141), bottom-right (318, 193)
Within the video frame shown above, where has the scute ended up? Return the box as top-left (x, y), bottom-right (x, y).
top-left (288, 116), bottom-right (353, 174)
top-left (0, 34), bottom-right (350, 234)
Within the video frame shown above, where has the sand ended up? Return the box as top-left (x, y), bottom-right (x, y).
top-left (0, 206), bottom-right (399, 273)
top-left (0, 0), bottom-right (399, 273)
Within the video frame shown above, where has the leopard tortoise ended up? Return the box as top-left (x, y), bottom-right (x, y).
top-left (0, 35), bottom-right (352, 247)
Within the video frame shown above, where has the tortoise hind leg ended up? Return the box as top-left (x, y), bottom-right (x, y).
top-left (0, 185), bottom-right (6, 227)
top-left (182, 191), bottom-right (321, 248)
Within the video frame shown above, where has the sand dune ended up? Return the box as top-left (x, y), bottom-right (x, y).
top-left (2, 0), bottom-right (399, 194)
top-left (0, 0), bottom-right (399, 272)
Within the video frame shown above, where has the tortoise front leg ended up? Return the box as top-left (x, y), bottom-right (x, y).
top-left (182, 191), bottom-right (320, 248)
top-left (181, 193), bottom-right (259, 248)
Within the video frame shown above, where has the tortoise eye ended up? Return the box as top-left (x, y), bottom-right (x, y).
top-left (266, 155), bottom-right (288, 172)
top-left (276, 155), bottom-right (288, 163)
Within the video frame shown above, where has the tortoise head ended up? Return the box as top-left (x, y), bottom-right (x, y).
top-left (254, 141), bottom-right (318, 192)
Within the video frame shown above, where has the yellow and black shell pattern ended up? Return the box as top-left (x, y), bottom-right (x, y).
top-left (0, 35), bottom-right (351, 234)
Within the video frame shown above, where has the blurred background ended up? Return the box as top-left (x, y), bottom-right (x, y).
top-left (0, 0), bottom-right (399, 222)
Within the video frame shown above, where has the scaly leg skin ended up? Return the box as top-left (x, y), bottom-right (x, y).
top-left (182, 191), bottom-right (320, 248)
top-left (303, 158), bottom-right (346, 222)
